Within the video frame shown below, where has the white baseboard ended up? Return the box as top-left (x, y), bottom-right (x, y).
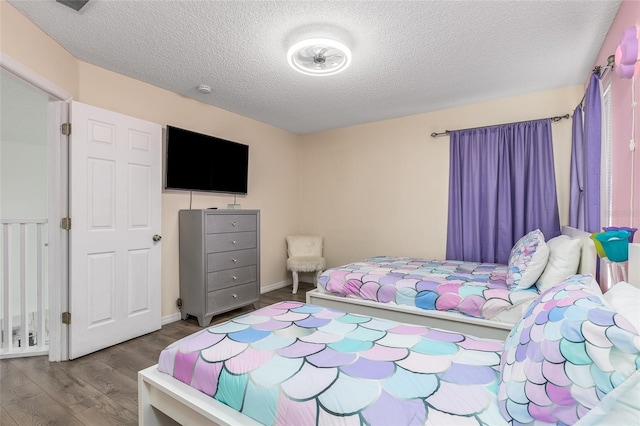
top-left (260, 279), bottom-right (293, 294)
top-left (161, 312), bottom-right (181, 325)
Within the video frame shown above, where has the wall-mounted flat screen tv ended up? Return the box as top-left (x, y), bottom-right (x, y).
top-left (165, 125), bottom-right (249, 194)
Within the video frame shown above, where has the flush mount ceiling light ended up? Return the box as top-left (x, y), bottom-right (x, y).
top-left (287, 38), bottom-right (352, 76)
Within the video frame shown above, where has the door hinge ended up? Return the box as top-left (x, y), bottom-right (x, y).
top-left (61, 217), bottom-right (71, 230)
top-left (61, 123), bottom-right (71, 135)
top-left (61, 312), bottom-right (71, 325)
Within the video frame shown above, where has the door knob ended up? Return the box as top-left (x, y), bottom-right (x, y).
top-left (153, 234), bottom-right (162, 242)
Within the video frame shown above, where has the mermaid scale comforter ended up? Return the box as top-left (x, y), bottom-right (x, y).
top-left (317, 256), bottom-right (538, 320)
top-left (498, 274), bottom-right (640, 425)
top-left (158, 301), bottom-right (508, 425)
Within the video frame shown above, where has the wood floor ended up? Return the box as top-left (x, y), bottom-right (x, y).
top-left (0, 282), bottom-right (315, 426)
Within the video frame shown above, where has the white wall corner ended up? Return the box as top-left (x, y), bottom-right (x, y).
top-left (260, 279), bottom-right (293, 294)
top-left (161, 312), bottom-right (182, 326)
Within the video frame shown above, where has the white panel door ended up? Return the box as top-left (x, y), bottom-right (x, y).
top-left (69, 101), bottom-right (161, 359)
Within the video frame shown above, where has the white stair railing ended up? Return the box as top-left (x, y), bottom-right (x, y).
top-left (0, 219), bottom-right (49, 358)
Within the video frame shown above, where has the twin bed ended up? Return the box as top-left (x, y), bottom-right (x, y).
top-left (306, 226), bottom-right (597, 339)
top-left (139, 275), bottom-right (640, 425)
top-left (138, 227), bottom-right (640, 425)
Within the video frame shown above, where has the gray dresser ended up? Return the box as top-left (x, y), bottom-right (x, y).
top-left (178, 209), bottom-right (260, 326)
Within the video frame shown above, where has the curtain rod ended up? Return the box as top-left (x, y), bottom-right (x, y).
top-left (594, 54), bottom-right (615, 80)
top-left (579, 54), bottom-right (615, 107)
top-left (430, 113), bottom-right (571, 138)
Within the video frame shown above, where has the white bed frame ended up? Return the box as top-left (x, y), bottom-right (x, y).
top-left (306, 226), bottom-right (597, 340)
top-left (306, 290), bottom-right (514, 339)
top-left (137, 226), bottom-right (597, 425)
top-left (138, 365), bottom-right (260, 425)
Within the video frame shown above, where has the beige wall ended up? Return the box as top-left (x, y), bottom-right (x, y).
top-left (2, 1), bottom-right (301, 318)
top-left (299, 86), bottom-right (583, 269)
top-left (1, 0), bottom-right (587, 318)
top-left (0, 1), bottom-right (78, 97)
top-left (76, 62), bottom-right (301, 317)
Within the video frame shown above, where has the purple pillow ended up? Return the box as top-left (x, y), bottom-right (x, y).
top-left (506, 229), bottom-right (549, 290)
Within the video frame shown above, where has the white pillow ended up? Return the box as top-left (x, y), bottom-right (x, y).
top-left (603, 282), bottom-right (640, 333)
top-left (536, 235), bottom-right (581, 292)
top-left (506, 229), bottom-right (550, 290)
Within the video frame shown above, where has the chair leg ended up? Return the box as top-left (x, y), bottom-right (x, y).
top-left (292, 271), bottom-right (299, 294)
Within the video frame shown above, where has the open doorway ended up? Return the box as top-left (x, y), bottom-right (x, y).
top-left (1, 55), bottom-right (162, 361)
top-left (0, 67), bottom-right (50, 356)
top-left (0, 56), bottom-right (70, 361)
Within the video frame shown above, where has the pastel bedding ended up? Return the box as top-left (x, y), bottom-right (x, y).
top-left (317, 256), bottom-right (539, 321)
top-left (159, 301), bottom-right (508, 425)
top-left (499, 275), bottom-right (640, 424)
top-left (157, 274), bottom-right (640, 425)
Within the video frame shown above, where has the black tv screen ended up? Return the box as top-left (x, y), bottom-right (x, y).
top-left (165, 125), bottom-right (249, 194)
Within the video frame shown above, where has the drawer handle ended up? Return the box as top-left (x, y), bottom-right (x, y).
top-left (232, 276), bottom-right (237, 280)
top-left (232, 294), bottom-right (237, 298)
top-left (232, 221), bottom-right (237, 227)
top-left (232, 240), bottom-right (237, 245)
top-left (232, 258), bottom-right (238, 263)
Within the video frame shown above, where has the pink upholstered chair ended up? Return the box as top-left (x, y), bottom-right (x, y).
top-left (286, 235), bottom-right (326, 294)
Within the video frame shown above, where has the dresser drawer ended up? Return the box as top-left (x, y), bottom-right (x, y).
top-left (206, 231), bottom-right (256, 253)
top-left (207, 248), bottom-right (257, 272)
top-left (207, 282), bottom-right (258, 313)
top-left (207, 265), bottom-right (257, 291)
top-left (205, 214), bottom-right (256, 234)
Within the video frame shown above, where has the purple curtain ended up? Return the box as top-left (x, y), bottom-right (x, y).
top-left (446, 119), bottom-right (561, 264)
top-left (569, 73), bottom-right (601, 233)
top-left (569, 104), bottom-right (585, 229)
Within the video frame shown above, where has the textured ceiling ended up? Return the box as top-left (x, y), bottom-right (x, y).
top-left (8, 0), bottom-right (621, 135)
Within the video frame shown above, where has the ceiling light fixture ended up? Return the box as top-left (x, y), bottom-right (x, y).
top-left (287, 38), bottom-right (352, 76)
